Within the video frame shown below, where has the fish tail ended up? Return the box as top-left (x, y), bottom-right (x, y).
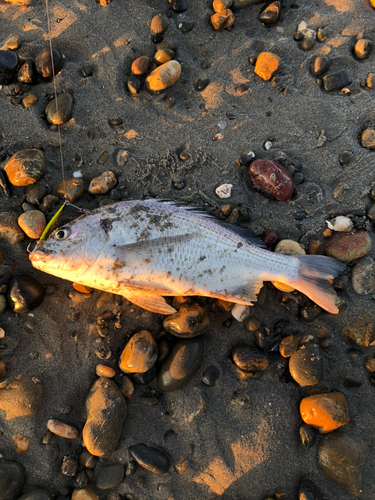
top-left (280, 255), bottom-right (346, 314)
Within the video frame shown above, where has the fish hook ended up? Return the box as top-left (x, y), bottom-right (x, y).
top-left (27, 241), bottom-right (40, 253)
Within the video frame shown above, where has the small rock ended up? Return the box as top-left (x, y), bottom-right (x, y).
top-left (232, 345), bottom-right (269, 371)
top-left (18, 60), bottom-right (36, 84)
top-left (39, 195), bottom-right (59, 213)
top-left (81, 66), bottom-right (93, 77)
top-left (0, 171), bottom-right (12, 199)
top-left (300, 392), bottom-right (350, 433)
top-left (154, 49), bottom-right (174, 65)
top-left (116, 150), bottom-right (129, 167)
top-left (289, 343), bottom-right (323, 386)
top-left (299, 424), bottom-right (316, 449)
top-left (150, 14), bottom-right (169, 35)
top-left (95, 464), bottom-right (124, 490)
top-left (175, 457), bottom-right (188, 474)
top-left (47, 419), bottom-right (79, 439)
top-left (82, 377), bottom-right (127, 457)
top-left (361, 128), bottom-right (375, 149)
top-left (316, 27), bottom-right (327, 42)
top-left (0, 377), bottom-right (44, 420)
top-left (326, 216), bottom-right (353, 232)
top-left (131, 56), bottom-right (150, 76)
top-left (121, 375), bottom-right (135, 399)
top-left (3, 35), bottom-right (20, 51)
top-left (61, 457), bottom-right (78, 476)
top-left (45, 92), bottom-right (73, 125)
top-left (322, 69), bottom-right (352, 91)
top-left (248, 159), bottom-right (294, 200)
top-left (319, 432), bottom-right (365, 496)
top-left (163, 304), bottom-right (210, 338)
top-left (211, 9), bottom-right (235, 30)
top-left (35, 47), bottom-right (63, 78)
top-left (7, 275), bottom-right (45, 313)
top-left (300, 305), bottom-right (322, 322)
top-left (0, 212), bottom-right (24, 244)
top-left (332, 182), bottom-right (349, 199)
top-left (312, 56), bottom-right (330, 77)
top-left (79, 450), bottom-right (96, 469)
top-left (17, 489), bottom-right (51, 500)
top-left (158, 337), bottom-right (203, 392)
top-left (351, 256), bottom-right (375, 295)
top-left (301, 38), bottom-right (315, 51)
top-left (298, 480), bottom-right (322, 500)
top-left (146, 60), bottom-right (181, 91)
top-left (55, 178), bottom-right (85, 203)
top-left (195, 78), bottom-right (209, 91)
top-left (259, 1), bottom-right (280, 25)
top-left (364, 358), bottom-right (375, 372)
top-left (279, 336), bottom-right (299, 357)
top-left (214, 182), bottom-right (232, 199)
top-left (202, 365), bottom-right (220, 386)
top-left (22, 94), bottom-right (38, 109)
top-left (354, 39), bottom-right (373, 60)
top-left (0, 459), bottom-right (26, 500)
top-left (96, 364), bottom-right (115, 378)
top-left (119, 330), bottom-right (158, 373)
top-left (254, 52), bottom-right (280, 81)
top-left (4, 149), bottom-right (46, 186)
top-left (127, 75), bottom-right (141, 95)
top-left (231, 303), bottom-right (250, 322)
top-left (325, 230), bottom-right (372, 261)
top-left (17, 210), bottom-right (46, 239)
top-left (88, 171), bottom-right (116, 195)
top-left (129, 444), bottom-right (170, 474)
top-left (342, 313), bottom-right (375, 346)
top-left (0, 50), bottom-right (18, 85)
top-left (338, 151), bottom-right (352, 165)
top-left (213, 0), bottom-right (233, 12)
top-left (71, 487), bottom-right (99, 500)
top-left (368, 203), bottom-right (375, 221)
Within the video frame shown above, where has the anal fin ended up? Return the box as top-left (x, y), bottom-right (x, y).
top-left (230, 279), bottom-right (264, 303)
top-left (122, 293), bottom-right (177, 315)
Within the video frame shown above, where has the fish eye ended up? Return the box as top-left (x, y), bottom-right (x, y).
top-left (54, 227), bottom-right (71, 240)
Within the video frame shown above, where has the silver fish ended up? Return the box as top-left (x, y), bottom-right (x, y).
top-left (29, 200), bottom-right (345, 315)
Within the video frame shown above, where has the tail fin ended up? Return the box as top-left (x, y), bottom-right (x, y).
top-left (280, 255), bottom-right (346, 314)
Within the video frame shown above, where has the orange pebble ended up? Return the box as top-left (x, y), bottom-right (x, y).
top-left (119, 330), bottom-right (158, 374)
top-left (300, 392), bottom-right (350, 433)
top-left (322, 228), bottom-right (332, 237)
top-left (211, 9), bottom-right (235, 30)
top-left (96, 364), bottom-right (115, 378)
top-left (47, 419), bottom-right (79, 439)
top-left (73, 283), bottom-right (94, 294)
top-left (254, 52), bottom-right (280, 81)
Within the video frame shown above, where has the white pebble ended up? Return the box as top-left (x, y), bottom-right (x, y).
top-left (264, 141), bottom-right (272, 150)
top-left (326, 216), bottom-right (353, 232)
top-left (297, 21), bottom-right (316, 39)
top-left (218, 121), bottom-right (227, 130)
top-left (215, 183), bottom-right (233, 199)
top-left (73, 170), bottom-right (82, 178)
top-left (0, 327), bottom-right (5, 338)
top-left (247, 151), bottom-right (256, 158)
top-left (231, 304), bottom-right (250, 323)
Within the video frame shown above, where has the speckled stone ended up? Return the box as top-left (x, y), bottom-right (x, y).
top-left (325, 230), bottom-right (372, 261)
top-left (55, 178), bottom-right (84, 203)
top-left (88, 171), bottom-right (116, 195)
top-left (17, 210), bottom-right (46, 239)
top-left (4, 149), bottom-right (46, 187)
top-left (351, 256), bottom-right (375, 295)
top-left (0, 212), bottom-right (24, 244)
top-left (342, 313), bottom-right (375, 346)
top-left (45, 92), bottom-right (73, 124)
top-left (0, 377), bottom-right (44, 420)
top-left (289, 343), bottom-right (323, 386)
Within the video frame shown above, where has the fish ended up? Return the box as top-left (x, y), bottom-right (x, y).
top-left (29, 199), bottom-right (346, 315)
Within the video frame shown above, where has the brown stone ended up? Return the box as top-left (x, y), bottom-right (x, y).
top-left (289, 343), bottom-right (323, 386)
top-left (145, 60), bottom-right (181, 91)
top-left (4, 149), bottom-right (46, 186)
top-left (88, 171), bottom-right (116, 195)
top-left (308, 239), bottom-right (322, 255)
top-left (150, 14), bottom-right (169, 35)
top-left (319, 433), bottom-right (366, 496)
top-left (73, 283), bottom-right (94, 294)
top-left (121, 375), bottom-right (134, 399)
top-left (213, 0), bottom-right (233, 12)
top-left (131, 56), bottom-right (150, 76)
top-left (361, 128), bottom-right (375, 149)
top-left (163, 304), bottom-right (210, 338)
top-left (279, 335), bottom-right (299, 357)
top-left (354, 39), bottom-right (373, 60)
top-left (22, 94), bottom-right (38, 108)
top-left (300, 392), bottom-right (350, 433)
top-left (0, 212), bottom-right (24, 244)
top-left (342, 313), bottom-right (375, 346)
top-left (211, 9), bottom-right (235, 30)
top-left (47, 419), bottom-right (79, 439)
top-left (0, 361), bottom-right (6, 378)
top-left (55, 178), bottom-right (84, 203)
top-left (0, 377), bottom-right (44, 420)
top-left (72, 487), bottom-right (99, 500)
top-left (254, 52), bottom-right (280, 81)
top-left (154, 49), bottom-right (174, 65)
top-left (119, 330), bottom-right (158, 373)
top-left (17, 210), bottom-right (46, 239)
top-left (324, 230), bottom-right (372, 262)
top-left (364, 358), bottom-right (375, 372)
top-left (351, 256), bottom-right (375, 295)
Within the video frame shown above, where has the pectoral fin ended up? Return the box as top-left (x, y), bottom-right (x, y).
top-left (230, 279), bottom-right (264, 303)
top-left (122, 292), bottom-right (177, 315)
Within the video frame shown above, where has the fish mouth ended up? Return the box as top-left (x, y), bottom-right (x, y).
top-left (29, 250), bottom-right (56, 265)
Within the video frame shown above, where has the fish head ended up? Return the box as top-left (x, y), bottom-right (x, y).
top-left (29, 218), bottom-right (92, 280)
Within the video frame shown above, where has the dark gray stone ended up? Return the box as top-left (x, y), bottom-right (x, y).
top-left (0, 460), bottom-right (26, 500)
top-left (129, 444), bottom-right (170, 474)
top-left (322, 69), bottom-right (352, 91)
top-left (17, 489), bottom-right (52, 500)
top-left (95, 464), bottom-right (125, 490)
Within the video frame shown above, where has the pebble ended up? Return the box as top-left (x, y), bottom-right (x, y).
top-left (298, 480), bottom-right (322, 500)
top-left (127, 75), bottom-right (141, 95)
top-left (119, 330), bottom-right (158, 373)
top-left (83, 377), bottom-right (127, 457)
top-left (71, 487), bottom-right (99, 500)
top-left (342, 313), bottom-right (375, 346)
top-left (3, 35), bottom-right (20, 50)
top-left (115, 149), bottom-right (129, 167)
top-left (354, 39), bottom-right (373, 60)
top-left (4, 149), bottom-right (46, 186)
top-left (195, 78), bottom-right (209, 91)
top-left (96, 364), bottom-right (115, 378)
top-left (55, 177), bottom-right (84, 203)
top-left (232, 345), bottom-right (269, 371)
top-left (202, 365), bottom-right (220, 386)
top-left (368, 203), bottom-right (375, 220)
top-left (47, 419), bottom-right (79, 439)
top-left (0, 460), bottom-right (26, 500)
top-left (299, 424), bottom-right (316, 449)
top-left (17, 210), bottom-right (46, 239)
top-left (248, 159), bottom-right (294, 201)
top-left (0, 50), bottom-right (18, 85)
top-left (79, 450), bottom-right (96, 469)
top-left (289, 343), bottom-right (323, 386)
top-left (325, 230), bottom-right (372, 261)
top-left (211, 9), bottom-right (235, 30)
top-left (361, 128), bottom-right (375, 149)
top-left (0, 377), bottom-right (44, 419)
top-left (231, 303), bottom-right (250, 322)
top-left (121, 375), bottom-right (135, 399)
top-left (254, 52), bottom-right (280, 81)
top-left (129, 444), bottom-right (170, 474)
top-left (18, 60), bottom-right (36, 84)
top-left (39, 195), bottom-right (59, 213)
top-left (61, 457), bottom-right (78, 476)
top-left (175, 457), bottom-right (189, 474)
top-left (164, 96), bottom-right (175, 108)
top-left (351, 256), bottom-right (375, 295)
top-left (322, 69), bottom-right (352, 91)
top-left (150, 14), bottom-right (169, 35)
top-left (300, 392), bottom-right (350, 433)
top-left (215, 183), bottom-right (233, 198)
top-left (95, 464), bottom-right (124, 489)
top-left (158, 337), bottom-right (203, 392)
top-left (73, 283), bottom-right (93, 293)
top-left (35, 47), bottom-right (63, 78)
top-left (364, 358), bottom-right (375, 372)
top-left (88, 171), bottom-right (116, 195)
top-left (163, 304), bottom-right (210, 337)
top-left (312, 56), bottom-right (330, 77)
top-left (301, 38), bottom-right (315, 51)
top-left (45, 92), bottom-right (74, 124)
top-left (0, 170), bottom-right (12, 198)
top-left (154, 49), bottom-right (174, 65)
top-left (279, 335), bottom-right (299, 357)
top-left (98, 153), bottom-right (108, 165)
top-left (22, 94), bottom-right (38, 109)
top-left (131, 56), bottom-right (150, 76)
top-left (213, 0), bottom-right (233, 12)
top-left (339, 151), bottom-right (352, 165)
top-left (259, 1), bottom-right (280, 25)
top-left (319, 432), bottom-right (365, 496)
top-left (146, 60), bottom-right (181, 91)
top-left (0, 212), bottom-right (25, 244)
top-left (326, 215), bottom-right (353, 232)
top-left (81, 66), bottom-right (93, 77)
top-left (7, 275), bottom-right (45, 313)
top-left (17, 489), bottom-right (52, 500)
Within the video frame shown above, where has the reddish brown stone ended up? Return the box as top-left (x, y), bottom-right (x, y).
top-left (324, 230), bottom-right (372, 262)
top-left (131, 56), bottom-right (150, 76)
top-left (300, 392), bottom-right (350, 433)
top-left (55, 178), bottom-right (84, 203)
top-left (248, 159), bottom-right (294, 201)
